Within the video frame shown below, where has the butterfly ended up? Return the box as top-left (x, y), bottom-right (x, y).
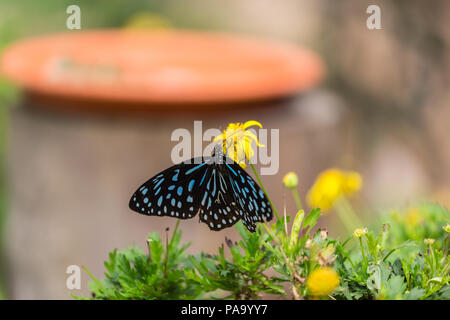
top-left (129, 145), bottom-right (273, 232)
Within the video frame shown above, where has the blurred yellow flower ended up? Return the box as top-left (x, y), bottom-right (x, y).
top-left (405, 208), bottom-right (421, 227)
top-left (306, 169), bottom-right (362, 212)
top-left (424, 238), bottom-right (435, 245)
top-left (306, 267), bottom-right (340, 297)
top-left (214, 121), bottom-right (264, 168)
top-left (124, 12), bottom-right (172, 29)
top-left (343, 171), bottom-right (363, 194)
top-left (353, 227), bottom-right (368, 238)
top-left (283, 172), bottom-right (298, 189)
top-left (444, 224), bottom-right (450, 233)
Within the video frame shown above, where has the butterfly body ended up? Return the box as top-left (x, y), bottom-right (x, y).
top-left (129, 146), bottom-right (272, 232)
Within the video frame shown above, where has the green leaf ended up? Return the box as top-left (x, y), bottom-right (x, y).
top-left (382, 275), bottom-right (406, 299)
top-left (404, 287), bottom-right (425, 300)
top-left (303, 208), bottom-right (321, 229)
top-left (289, 210), bottom-right (304, 249)
top-left (367, 265), bottom-right (382, 290)
top-left (428, 277), bottom-right (443, 285)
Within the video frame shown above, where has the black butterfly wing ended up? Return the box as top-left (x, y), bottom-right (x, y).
top-left (129, 156), bottom-right (215, 220)
top-left (220, 161), bottom-right (273, 232)
top-left (129, 152), bottom-right (273, 233)
top-left (198, 166), bottom-right (243, 231)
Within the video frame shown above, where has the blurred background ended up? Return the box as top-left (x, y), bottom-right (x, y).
top-left (0, 0), bottom-right (449, 299)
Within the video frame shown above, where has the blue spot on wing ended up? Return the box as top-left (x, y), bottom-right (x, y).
top-left (185, 163), bottom-right (206, 175)
top-left (188, 180), bottom-right (195, 192)
top-left (154, 178), bottom-right (164, 190)
top-left (172, 169), bottom-right (180, 181)
top-left (200, 169), bottom-right (208, 186)
top-left (226, 163), bottom-right (237, 176)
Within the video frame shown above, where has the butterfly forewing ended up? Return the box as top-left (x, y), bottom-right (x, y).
top-left (129, 156), bottom-right (215, 219)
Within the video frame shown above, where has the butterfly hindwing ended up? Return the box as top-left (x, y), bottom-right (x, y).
top-left (198, 167), bottom-right (243, 231)
top-left (224, 162), bottom-right (273, 230)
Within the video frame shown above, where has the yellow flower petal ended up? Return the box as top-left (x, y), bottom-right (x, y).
top-left (353, 227), bottom-right (368, 238)
top-left (214, 121), bottom-right (264, 168)
top-left (243, 131), bottom-right (264, 147)
top-left (307, 168), bottom-right (362, 212)
top-left (343, 171), bottom-right (363, 195)
top-left (306, 267), bottom-right (340, 297)
top-left (243, 120), bottom-right (262, 130)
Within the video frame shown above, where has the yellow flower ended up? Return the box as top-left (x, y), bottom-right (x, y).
top-left (405, 208), bottom-right (421, 227)
top-left (214, 121), bottom-right (264, 168)
top-left (306, 169), bottom-right (362, 212)
top-left (306, 267), bottom-right (340, 297)
top-left (443, 224), bottom-right (450, 233)
top-left (283, 172), bottom-right (298, 189)
top-left (424, 238), bottom-right (435, 245)
top-left (353, 227), bottom-right (368, 238)
top-left (343, 172), bottom-right (363, 194)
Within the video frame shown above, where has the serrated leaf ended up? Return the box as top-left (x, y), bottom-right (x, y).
top-left (303, 208), bottom-right (321, 229)
top-left (404, 287), bottom-right (425, 300)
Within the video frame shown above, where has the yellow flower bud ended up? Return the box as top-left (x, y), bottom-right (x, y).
top-left (353, 227), bottom-right (368, 238)
top-left (306, 267), bottom-right (340, 297)
top-left (443, 224), bottom-right (450, 233)
top-left (283, 172), bottom-right (298, 189)
top-left (424, 238), bottom-right (435, 245)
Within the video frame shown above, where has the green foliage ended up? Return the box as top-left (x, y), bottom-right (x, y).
top-left (186, 222), bottom-right (285, 299)
top-left (334, 211), bottom-right (450, 300)
top-left (386, 202), bottom-right (449, 248)
top-left (84, 201), bottom-right (449, 300)
top-left (82, 225), bottom-right (204, 300)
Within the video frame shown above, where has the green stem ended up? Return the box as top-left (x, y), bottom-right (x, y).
top-left (359, 238), bottom-right (368, 270)
top-left (250, 164), bottom-right (280, 221)
top-left (440, 260), bottom-right (450, 277)
top-left (291, 188), bottom-right (303, 212)
top-left (334, 196), bottom-right (362, 233)
top-left (163, 228), bottom-right (170, 279)
top-left (263, 223), bottom-right (296, 277)
top-left (170, 220), bottom-right (180, 246)
top-left (339, 196), bottom-right (363, 227)
top-left (428, 245), bottom-right (436, 277)
top-left (82, 265), bottom-right (104, 290)
top-left (283, 206), bottom-right (289, 236)
top-left (335, 202), bottom-right (357, 234)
